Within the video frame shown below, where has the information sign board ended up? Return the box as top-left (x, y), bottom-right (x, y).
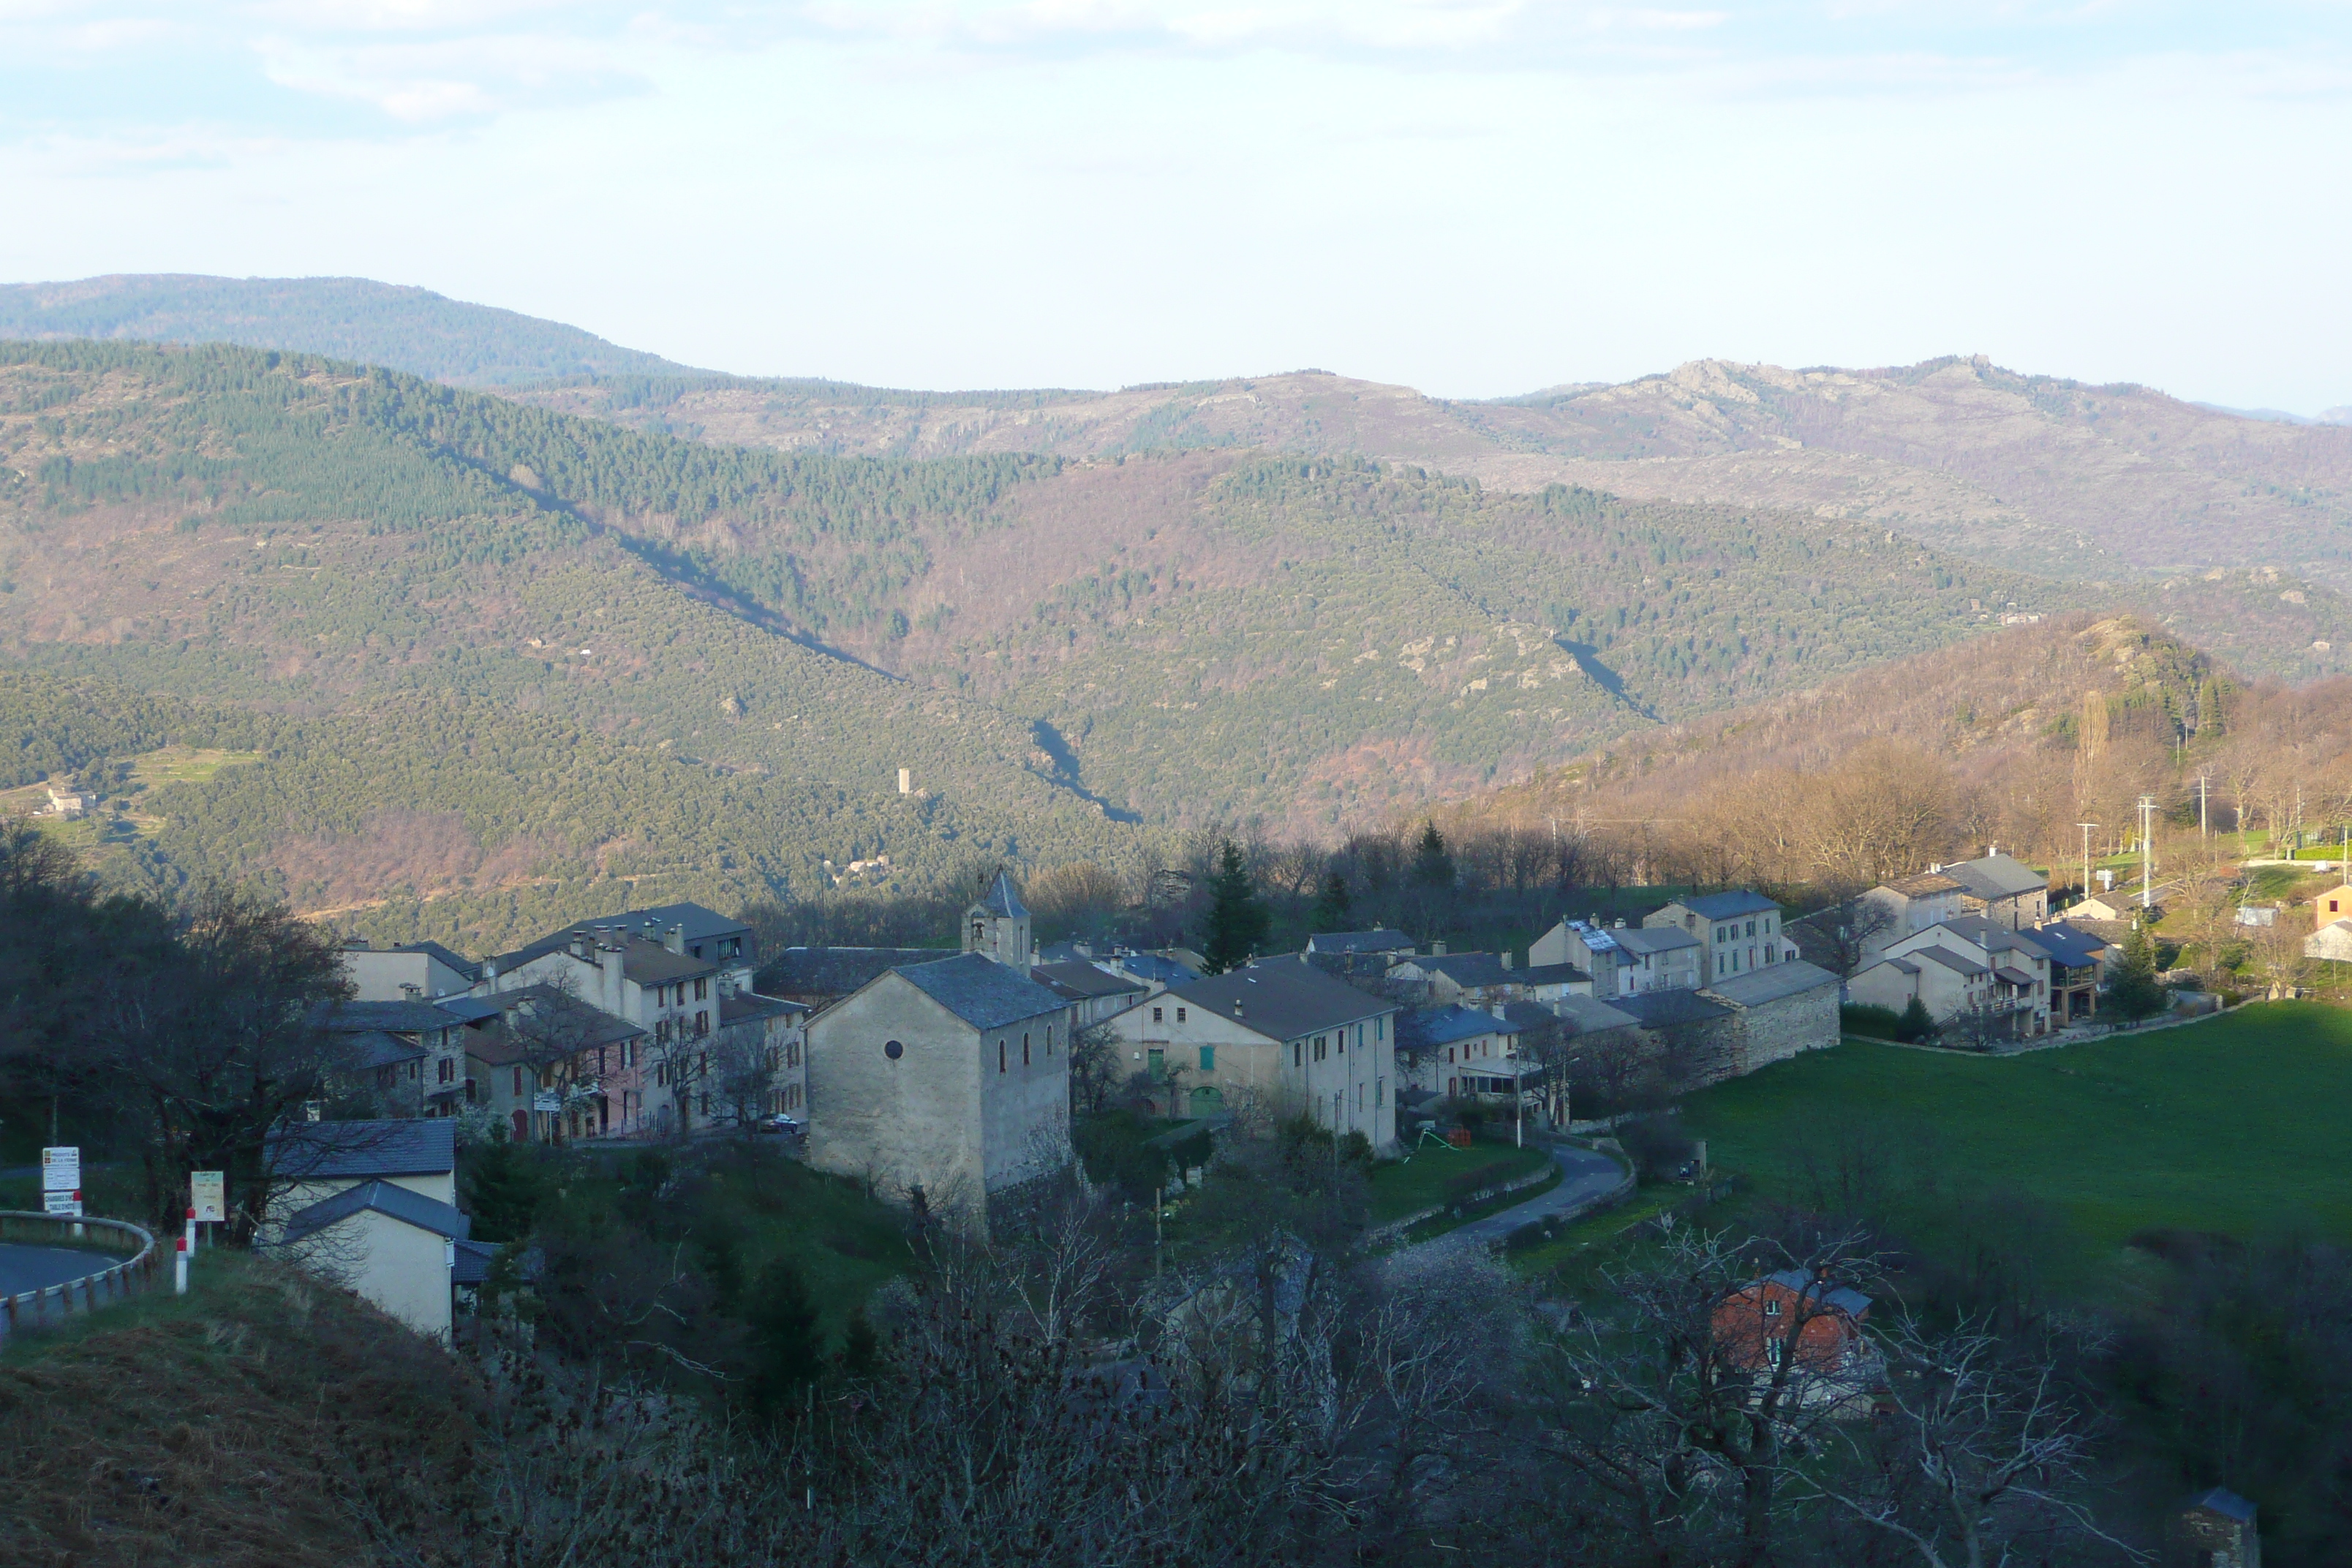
top-left (191, 1170), bottom-right (226, 1224)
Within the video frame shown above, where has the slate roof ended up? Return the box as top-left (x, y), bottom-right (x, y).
top-left (1615, 926), bottom-right (1700, 956)
top-left (451, 1237), bottom-right (502, 1286)
top-left (1160, 965), bottom-right (1396, 1042)
top-left (972, 872), bottom-right (1028, 920)
top-left (432, 995), bottom-right (505, 1025)
top-left (893, 953), bottom-right (1068, 1030)
top-left (282, 1179), bottom-right (471, 1245)
top-left (1515, 962), bottom-right (1591, 987)
top-left (1761, 1268), bottom-right (1872, 1318)
top-left (344, 1030), bottom-right (424, 1071)
top-left (1939, 853), bottom-right (2047, 902)
top-left (269, 1119), bottom-right (457, 1181)
top-left (317, 999), bottom-right (461, 1035)
top-left (1109, 951), bottom-right (1202, 987)
top-left (1704, 960), bottom-right (1839, 1007)
top-left (1613, 989), bottom-right (1735, 1028)
top-left (461, 985), bottom-right (647, 1067)
top-left (1934, 916), bottom-right (2055, 962)
top-left (2193, 1488), bottom-right (2258, 1523)
top-left (488, 902), bottom-right (746, 974)
top-left (1994, 965), bottom-right (2040, 988)
top-left (1031, 961), bottom-right (1150, 1001)
top-left (1911, 948), bottom-right (1989, 978)
top-left (1306, 929), bottom-right (1416, 956)
top-left (619, 941), bottom-right (717, 987)
top-left (719, 991), bottom-right (800, 1026)
top-left (1552, 995), bottom-right (1642, 1036)
top-left (765, 946), bottom-right (954, 1000)
top-left (1881, 871), bottom-right (1964, 898)
top-left (1403, 952), bottom-right (1513, 987)
top-left (1399, 1003), bottom-right (1520, 1054)
top-left (1672, 890), bottom-right (1780, 921)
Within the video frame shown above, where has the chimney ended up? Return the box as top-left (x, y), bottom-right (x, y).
top-left (1432, 940), bottom-right (1448, 957)
top-left (665, 924), bottom-right (685, 955)
top-left (598, 938), bottom-right (625, 1015)
top-left (1232, 1000), bottom-right (1244, 1018)
top-left (1501, 951), bottom-right (1514, 970)
top-left (1614, 917), bottom-right (1626, 930)
top-left (483, 957), bottom-right (499, 983)
top-left (569, 932), bottom-right (589, 960)
top-left (400, 982), bottom-right (421, 1001)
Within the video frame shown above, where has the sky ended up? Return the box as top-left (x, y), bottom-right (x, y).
top-left (2, 2), bottom-right (2349, 410)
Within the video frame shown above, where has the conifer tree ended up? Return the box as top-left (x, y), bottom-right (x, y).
top-left (2106, 924), bottom-right (2168, 1020)
top-left (459, 1130), bottom-right (545, 1245)
top-left (1311, 870), bottom-right (1354, 932)
top-left (746, 1254), bottom-right (824, 1414)
top-left (1200, 840), bottom-right (1270, 974)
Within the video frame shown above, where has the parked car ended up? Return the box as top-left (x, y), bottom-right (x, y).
top-left (761, 1114), bottom-right (803, 1137)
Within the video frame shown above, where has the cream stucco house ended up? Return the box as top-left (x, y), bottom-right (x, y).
top-left (264, 1120), bottom-right (478, 1340)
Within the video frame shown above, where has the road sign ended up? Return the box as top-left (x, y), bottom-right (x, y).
top-left (41, 1146), bottom-right (79, 1192)
top-left (43, 1189), bottom-right (82, 1217)
top-left (191, 1170), bottom-right (225, 1224)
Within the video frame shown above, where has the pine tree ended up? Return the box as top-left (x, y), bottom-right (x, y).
top-left (1896, 995), bottom-right (1934, 1044)
top-left (1311, 870), bottom-right (1354, 932)
top-left (2106, 924), bottom-right (2168, 1020)
top-left (746, 1254), bottom-right (824, 1414)
top-left (1200, 840), bottom-right (1270, 974)
top-left (841, 1305), bottom-right (882, 1377)
top-left (459, 1131), bottom-right (543, 1245)
top-left (1413, 821), bottom-right (1455, 889)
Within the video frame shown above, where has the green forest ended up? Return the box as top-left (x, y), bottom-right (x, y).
top-left (0, 336), bottom-right (2319, 941)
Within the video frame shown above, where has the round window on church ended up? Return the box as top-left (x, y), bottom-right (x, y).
top-left (883, 1039), bottom-right (904, 1060)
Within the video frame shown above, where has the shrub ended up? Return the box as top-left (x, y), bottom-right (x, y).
top-left (1896, 996), bottom-right (1936, 1043)
top-left (1842, 1003), bottom-right (1903, 1040)
top-left (1617, 1116), bottom-right (1697, 1182)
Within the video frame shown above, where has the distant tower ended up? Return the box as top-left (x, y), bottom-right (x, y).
top-left (965, 872), bottom-right (1032, 970)
top-left (898, 768), bottom-right (911, 795)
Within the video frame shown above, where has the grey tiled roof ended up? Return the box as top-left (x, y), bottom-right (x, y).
top-left (1704, 960), bottom-right (1839, 1008)
top-left (1404, 952), bottom-right (1514, 987)
top-left (1882, 871), bottom-right (1965, 898)
top-left (451, 1237), bottom-right (502, 1285)
top-left (1306, 929), bottom-right (1417, 955)
top-left (972, 872), bottom-right (1028, 920)
top-left (1762, 1268), bottom-right (1872, 1318)
top-left (1939, 853), bottom-right (2047, 901)
top-left (1672, 890), bottom-right (1780, 921)
top-left (1399, 1003), bottom-right (1519, 1054)
top-left (893, 953), bottom-right (1068, 1030)
top-left (344, 1030), bottom-right (423, 1071)
top-left (720, 990), bottom-right (801, 1025)
top-left (1911, 947), bottom-right (1989, 978)
top-left (1160, 965), bottom-right (1396, 1042)
top-left (1615, 926), bottom-right (1700, 956)
top-left (766, 946), bottom-right (955, 1000)
top-left (489, 902), bottom-right (747, 974)
top-left (1615, 989), bottom-right (1734, 1028)
top-left (1031, 961), bottom-right (1150, 1000)
top-left (318, 999), bottom-right (461, 1034)
top-left (433, 995), bottom-right (505, 1024)
top-left (1515, 962), bottom-right (1590, 987)
top-left (1553, 995), bottom-right (1642, 1035)
top-left (268, 1118), bottom-right (456, 1180)
top-left (282, 1179), bottom-right (471, 1245)
top-left (2031, 922), bottom-right (2109, 968)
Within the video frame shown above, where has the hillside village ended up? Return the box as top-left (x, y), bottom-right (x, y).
top-left (278, 842), bottom-right (2194, 1341)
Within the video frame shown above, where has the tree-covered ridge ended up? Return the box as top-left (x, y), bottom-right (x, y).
top-left (0, 666), bottom-right (1147, 953)
top-left (0, 274), bottom-right (700, 387)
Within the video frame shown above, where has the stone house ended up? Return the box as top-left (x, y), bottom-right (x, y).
top-left (1031, 960), bottom-right (1152, 1028)
top-left (1854, 871), bottom-right (1968, 963)
top-left (451, 985), bottom-right (650, 1142)
top-left (339, 939), bottom-right (480, 1003)
top-left (1101, 963), bottom-right (1401, 1152)
top-left (1698, 962), bottom-right (1841, 1072)
top-left (804, 952), bottom-right (1074, 1223)
top-left (1937, 851), bottom-right (2050, 930)
top-left (1645, 891), bottom-right (1793, 986)
top-left (1533, 918), bottom-right (1703, 997)
top-left (317, 998), bottom-right (476, 1119)
top-left (1382, 951), bottom-right (1589, 1007)
top-left (1397, 1003), bottom-right (1543, 1105)
top-left (262, 1120), bottom-right (473, 1341)
top-left (1853, 918), bottom-right (2055, 1039)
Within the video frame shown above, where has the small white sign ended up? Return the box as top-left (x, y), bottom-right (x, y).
top-left (191, 1170), bottom-right (226, 1224)
top-left (532, 1090), bottom-right (561, 1113)
top-left (41, 1146), bottom-right (80, 1192)
top-left (43, 1189), bottom-right (83, 1218)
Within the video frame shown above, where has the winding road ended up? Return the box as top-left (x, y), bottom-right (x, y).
top-left (0, 1242), bottom-right (119, 1298)
top-left (1422, 1140), bottom-right (1628, 1252)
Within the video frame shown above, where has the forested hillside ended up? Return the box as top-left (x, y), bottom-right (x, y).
top-left (521, 357), bottom-right (2352, 624)
top-left (0, 275), bottom-right (698, 386)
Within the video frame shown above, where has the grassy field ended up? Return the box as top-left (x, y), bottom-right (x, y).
top-left (1680, 1002), bottom-right (2352, 1294)
top-left (1367, 1141), bottom-right (1551, 1224)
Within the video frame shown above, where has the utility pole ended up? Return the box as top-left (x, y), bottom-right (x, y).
top-left (2138, 796), bottom-right (2157, 910)
top-left (2198, 772), bottom-right (2210, 839)
top-left (2078, 823), bottom-right (2098, 908)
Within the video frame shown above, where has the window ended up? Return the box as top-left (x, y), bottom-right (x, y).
top-left (438, 1058), bottom-right (455, 1084)
top-left (513, 1067), bottom-right (524, 1096)
top-left (695, 978), bottom-right (709, 1000)
top-left (1153, 1006), bottom-right (1164, 1023)
top-left (1376, 1015), bottom-right (1384, 1039)
top-left (1022, 1033), bottom-right (1031, 1066)
top-left (999, 1040), bottom-right (1007, 1073)
top-left (1313, 1035), bottom-right (1327, 1062)
top-left (1375, 1077), bottom-right (1384, 1107)
top-left (1746, 921), bottom-right (1755, 938)
top-left (1293, 1041), bottom-right (1303, 1067)
top-left (1763, 1297), bottom-right (1782, 1317)
top-left (1176, 1006), bottom-right (1187, 1022)
top-left (1147, 1048), bottom-right (1165, 1081)
top-left (1199, 1045), bottom-right (1214, 1072)
top-left (1045, 1025), bottom-right (1053, 1054)
top-left (696, 1011), bottom-right (709, 1036)
top-left (597, 1047), bottom-right (607, 1077)
top-left (408, 1061), bottom-right (419, 1081)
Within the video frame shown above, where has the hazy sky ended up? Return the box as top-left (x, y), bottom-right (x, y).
top-left (4, 2), bottom-right (2348, 409)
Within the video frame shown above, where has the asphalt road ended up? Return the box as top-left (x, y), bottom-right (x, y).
top-left (1440, 1142), bottom-right (1627, 1248)
top-left (0, 1242), bottom-right (119, 1297)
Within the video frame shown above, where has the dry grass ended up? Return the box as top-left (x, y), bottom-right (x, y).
top-left (0, 1252), bottom-right (478, 1567)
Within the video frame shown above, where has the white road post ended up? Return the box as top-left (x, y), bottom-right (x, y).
top-left (184, 1207), bottom-right (197, 1257)
top-left (174, 1237), bottom-right (188, 1296)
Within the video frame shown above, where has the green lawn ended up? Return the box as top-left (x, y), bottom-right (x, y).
top-left (1681, 1002), bottom-right (2352, 1293)
top-left (1368, 1142), bottom-right (1551, 1224)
